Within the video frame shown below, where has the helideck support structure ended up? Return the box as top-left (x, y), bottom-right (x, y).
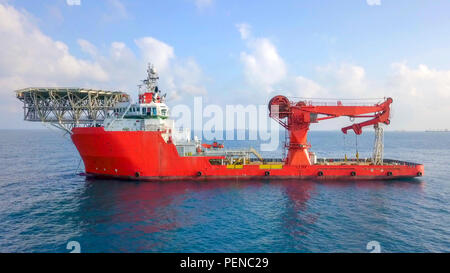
top-left (16, 88), bottom-right (129, 133)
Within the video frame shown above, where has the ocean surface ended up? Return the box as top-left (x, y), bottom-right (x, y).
top-left (0, 129), bottom-right (449, 253)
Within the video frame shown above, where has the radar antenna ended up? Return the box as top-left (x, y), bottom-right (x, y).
top-left (141, 63), bottom-right (159, 94)
top-left (139, 63), bottom-right (166, 103)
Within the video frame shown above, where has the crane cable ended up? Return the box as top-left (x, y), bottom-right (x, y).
top-left (355, 134), bottom-right (359, 162)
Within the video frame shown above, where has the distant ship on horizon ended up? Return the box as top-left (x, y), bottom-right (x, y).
top-left (425, 129), bottom-right (449, 132)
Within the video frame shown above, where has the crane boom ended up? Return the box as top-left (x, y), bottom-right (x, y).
top-left (269, 96), bottom-right (393, 166)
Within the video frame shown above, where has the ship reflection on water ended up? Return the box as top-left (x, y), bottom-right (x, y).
top-left (76, 178), bottom-right (424, 252)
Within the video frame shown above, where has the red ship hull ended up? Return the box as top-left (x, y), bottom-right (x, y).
top-left (71, 127), bottom-right (424, 181)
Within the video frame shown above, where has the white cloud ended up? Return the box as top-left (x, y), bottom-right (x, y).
top-left (316, 63), bottom-right (368, 97)
top-left (386, 63), bottom-right (450, 130)
top-left (276, 64), bottom-right (369, 102)
top-left (78, 39), bottom-right (98, 57)
top-left (234, 22), bottom-right (449, 130)
top-left (244, 58), bottom-right (450, 130)
top-left (173, 58), bottom-right (208, 96)
top-left (0, 3), bottom-right (208, 128)
top-left (236, 23), bottom-right (251, 40)
top-left (389, 63), bottom-right (450, 99)
top-left (66, 0), bottom-right (81, 6)
top-left (237, 23), bottom-right (287, 93)
top-left (135, 37), bottom-right (175, 72)
top-left (0, 4), bottom-right (108, 84)
top-left (303, 62), bottom-right (450, 130)
top-left (235, 24), bottom-right (364, 101)
top-left (290, 76), bottom-right (327, 98)
top-left (194, 0), bottom-right (213, 9)
top-left (109, 0), bottom-right (127, 15)
top-left (110, 42), bottom-right (133, 61)
top-left (102, 0), bottom-right (129, 22)
top-left (0, 3), bottom-right (110, 127)
top-left (366, 0), bottom-right (381, 6)
top-left (47, 5), bottom-right (64, 24)
top-left (134, 37), bottom-right (208, 101)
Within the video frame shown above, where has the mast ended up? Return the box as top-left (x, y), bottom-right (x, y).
top-left (142, 63), bottom-right (159, 94)
top-left (138, 63), bottom-right (165, 103)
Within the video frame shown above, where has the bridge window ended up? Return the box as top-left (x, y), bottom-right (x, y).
top-left (152, 107), bottom-right (157, 116)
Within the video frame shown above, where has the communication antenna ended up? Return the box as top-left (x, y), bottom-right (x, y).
top-left (141, 63), bottom-right (159, 94)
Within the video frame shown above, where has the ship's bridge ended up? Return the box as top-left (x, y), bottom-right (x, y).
top-left (113, 101), bottom-right (169, 119)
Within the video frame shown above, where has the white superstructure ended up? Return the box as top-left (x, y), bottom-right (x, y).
top-left (102, 63), bottom-right (190, 145)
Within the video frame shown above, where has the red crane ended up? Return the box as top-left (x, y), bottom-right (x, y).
top-left (268, 96), bottom-right (393, 166)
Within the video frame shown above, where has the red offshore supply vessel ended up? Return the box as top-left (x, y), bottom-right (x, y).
top-left (67, 64), bottom-right (424, 181)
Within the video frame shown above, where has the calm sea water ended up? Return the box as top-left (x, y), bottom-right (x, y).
top-left (0, 129), bottom-right (449, 253)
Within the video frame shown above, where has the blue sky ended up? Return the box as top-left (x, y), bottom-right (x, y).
top-left (22, 0), bottom-right (450, 72)
top-left (1, 0), bottom-right (449, 130)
